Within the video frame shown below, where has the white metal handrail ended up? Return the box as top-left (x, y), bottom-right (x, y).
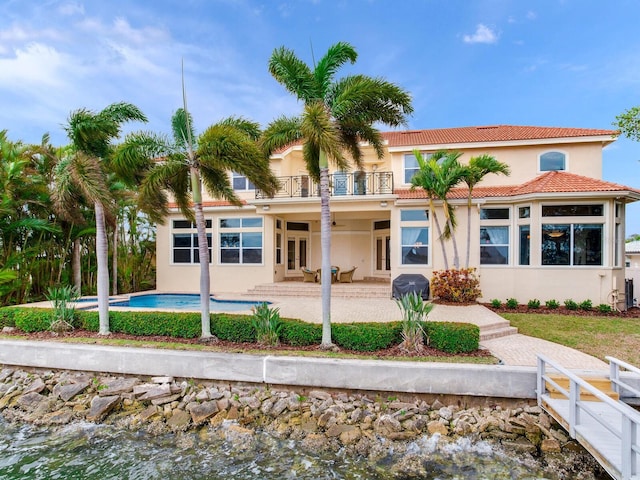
top-left (537, 354), bottom-right (640, 479)
top-left (607, 356), bottom-right (640, 399)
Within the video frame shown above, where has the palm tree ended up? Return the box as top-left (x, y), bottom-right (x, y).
top-left (410, 150), bottom-right (465, 269)
top-left (113, 109), bottom-right (278, 339)
top-left (56, 102), bottom-right (147, 335)
top-left (460, 155), bottom-right (510, 269)
top-left (263, 42), bottom-right (413, 348)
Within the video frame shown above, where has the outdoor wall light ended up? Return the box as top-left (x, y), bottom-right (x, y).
top-left (380, 201), bottom-right (388, 207)
top-left (262, 205), bottom-right (270, 211)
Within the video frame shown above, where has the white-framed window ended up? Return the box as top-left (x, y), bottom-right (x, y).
top-left (480, 207), bottom-right (510, 265)
top-left (541, 224), bottom-right (603, 266)
top-left (275, 218), bottom-right (283, 265)
top-left (539, 151), bottom-right (567, 172)
top-left (403, 152), bottom-right (431, 184)
top-left (400, 209), bottom-right (429, 265)
top-left (219, 217), bottom-right (263, 264)
top-left (540, 203), bottom-right (604, 266)
top-left (232, 172), bottom-right (255, 190)
top-left (171, 219), bottom-right (212, 264)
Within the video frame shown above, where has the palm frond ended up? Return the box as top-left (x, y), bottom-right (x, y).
top-left (113, 131), bottom-right (174, 185)
top-left (218, 116), bottom-right (262, 141)
top-left (172, 108), bottom-right (196, 151)
top-left (199, 164), bottom-right (241, 206)
top-left (268, 46), bottom-right (318, 102)
top-left (313, 41), bottom-right (357, 96)
top-left (261, 116), bottom-right (304, 157)
top-left (301, 101), bottom-right (345, 167)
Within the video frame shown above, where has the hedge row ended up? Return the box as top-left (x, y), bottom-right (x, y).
top-left (0, 307), bottom-right (479, 354)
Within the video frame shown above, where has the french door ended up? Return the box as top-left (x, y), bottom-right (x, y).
top-left (375, 234), bottom-right (391, 273)
top-left (287, 235), bottom-right (309, 274)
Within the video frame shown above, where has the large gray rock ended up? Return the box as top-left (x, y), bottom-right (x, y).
top-left (99, 378), bottom-right (138, 396)
top-left (87, 395), bottom-right (120, 421)
top-left (188, 400), bottom-right (219, 424)
top-left (53, 381), bottom-right (90, 402)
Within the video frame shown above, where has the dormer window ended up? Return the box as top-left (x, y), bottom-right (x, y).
top-left (539, 151), bottom-right (566, 172)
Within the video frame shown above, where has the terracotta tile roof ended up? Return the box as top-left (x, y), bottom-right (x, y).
top-left (167, 200), bottom-right (246, 208)
top-left (383, 125), bottom-right (617, 147)
top-left (396, 172), bottom-right (640, 200)
top-left (273, 125), bottom-right (617, 153)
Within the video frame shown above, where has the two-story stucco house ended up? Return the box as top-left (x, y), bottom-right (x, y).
top-left (155, 125), bottom-right (640, 309)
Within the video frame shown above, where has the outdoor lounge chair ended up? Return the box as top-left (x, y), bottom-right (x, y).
top-left (338, 266), bottom-right (357, 283)
top-left (302, 268), bottom-right (318, 283)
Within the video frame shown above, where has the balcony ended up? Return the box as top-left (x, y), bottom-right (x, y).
top-left (256, 171), bottom-right (393, 199)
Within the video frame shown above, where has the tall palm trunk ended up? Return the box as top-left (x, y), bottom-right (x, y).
top-left (443, 203), bottom-right (460, 269)
top-left (465, 195), bottom-right (473, 269)
top-left (191, 167), bottom-right (212, 339)
top-left (319, 153), bottom-right (333, 347)
top-left (112, 224), bottom-right (118, 295)
top-left (430, 198), bottom-right (449, 270)
top-left (72, 238), bottom-right (81, 292)
top-left (94, 201), bottom-right (110, 335)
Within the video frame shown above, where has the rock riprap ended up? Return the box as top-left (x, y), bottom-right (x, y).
top-left (0, 366), bottom-right (606, 478)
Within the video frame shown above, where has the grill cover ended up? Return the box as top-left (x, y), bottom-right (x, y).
top-left (392, 274), bottom-right (430, 300)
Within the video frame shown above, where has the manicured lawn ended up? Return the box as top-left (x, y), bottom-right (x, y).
top-left (501, 313), bottom-right (640, 366)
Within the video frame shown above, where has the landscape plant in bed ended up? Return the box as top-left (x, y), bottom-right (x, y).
top-left (252, 302), bottom-right (282, 346)
top-left (395, 291), bottom-right (434, 354)
top-left (45, 285), bottom-right (80, 333)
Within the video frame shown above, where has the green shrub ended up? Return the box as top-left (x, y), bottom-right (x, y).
top-left (0, 307), bottom-right (18, 328)
top-left (251, 303), bottom-right (282, 346)
top-left (579, 299), bottom-right (592, 311)
top-left (280, 319), bottom-right (322, 346)
top-left (597, 303), bottom-right (613, 314)
top-left (212, 314), bottom-right (255, 342)
top-left (76, 311), bottom-right (99, 331)
top-left (564, 299), bottom-right (578, 311)
top-left (13, 308), bottom-right (53, 333)
top-left (108, 311), bottom-right (201, 338)
top-left (424, 322), bottom-right (479, 353)
top-left (545, 299), bottom-right (560, 309)
top-left (527, 299), bottom-right (541, 309)
top-left (489, 299), bottom-right (502, 308)
top-left (430, 268), bottom-right (481, 303)
top-left (505, 298), bottom-right (518, 309)
top-left (333, 322), bottom-right (402, 351)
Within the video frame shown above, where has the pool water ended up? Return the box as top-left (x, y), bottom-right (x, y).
top-left (110, 294), bottom-right (266, 312)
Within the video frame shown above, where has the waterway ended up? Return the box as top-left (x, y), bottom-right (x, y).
top-left (0, 419), bottom-right (566, 479)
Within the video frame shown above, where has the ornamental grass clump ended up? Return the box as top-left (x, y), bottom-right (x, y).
top-left (251, 302), bottom-right (282, 346)
top-left (395, 292), bottom-right (434, 354)
top-left (45, 285), bottom-right (80, 334)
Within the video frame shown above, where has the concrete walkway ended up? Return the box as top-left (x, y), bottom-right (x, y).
top-left (223, 293), bottom-right (608, 371)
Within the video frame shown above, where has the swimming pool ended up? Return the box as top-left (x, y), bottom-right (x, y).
top-left (109, 293), bottom-right (267, 312)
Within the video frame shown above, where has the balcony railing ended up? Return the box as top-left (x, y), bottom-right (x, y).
top-left (256, 171), bottom-right (393, 199)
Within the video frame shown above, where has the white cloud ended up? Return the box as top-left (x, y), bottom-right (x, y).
top-left (463, 24), bottom-right (499, 45)
top-left (58, 2), bottom-right (85, 16)
top-left (0, 42), bottom-right (72, 89)
top-left (526, 10), bottom-right (537, 21)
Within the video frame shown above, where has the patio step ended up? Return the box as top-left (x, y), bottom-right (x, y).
top-left (245, 282), bottom-right (391, 299)
top-left (478, 321), bottom-right (518, 341)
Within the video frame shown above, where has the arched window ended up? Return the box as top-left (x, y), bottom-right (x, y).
top-left (539, 151), bottom-right (566, 172)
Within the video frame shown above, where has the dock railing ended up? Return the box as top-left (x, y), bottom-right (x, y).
top-left (607, 356), bottom-right (640, 400)
top-left (537, 354), bottom-right (640, 480)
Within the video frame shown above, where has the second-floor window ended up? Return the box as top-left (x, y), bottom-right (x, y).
top-left (232, 172), bottom-right (255, 190)
top-left (539, 151), bottom-right (566, 172)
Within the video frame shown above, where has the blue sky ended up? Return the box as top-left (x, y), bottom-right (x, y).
top-left (2, 0), bottom-right (640, 233)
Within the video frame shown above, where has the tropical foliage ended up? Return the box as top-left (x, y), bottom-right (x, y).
top-left (113, 107), bottom-right (278, 339)
top-left (614, 106), bottom-right (640, 142)
top-left (263, 41), bottom-right (413, 347)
